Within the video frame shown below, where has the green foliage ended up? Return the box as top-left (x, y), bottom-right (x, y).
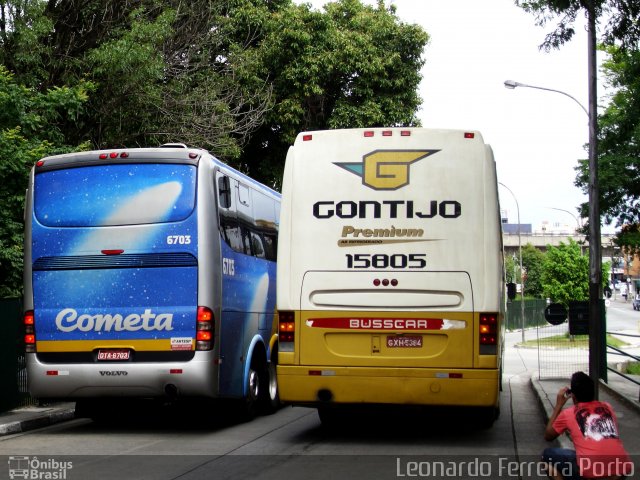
top-left (522, 243), bottom-right (546, 298)
top-left (234, 0), bottom-right (429, 186)
top-left (575, 46), bottom-right (640, 252)
top-left (514, 0), bottom-right (640, 50)
top-left (83, 7), bottom-right (176, 147)
top-left (0, 0), bottom-right (428, 294)
top-left (541, 239), bottom-right (589, 306)
top-left (540, 238), bottom-right (609, 306)
top-left (0, 67), bottom-right (91, 297)
top-left (505, 245), bottom-right (546, 297)
top-left (505, 255), bottom-right (518, 284)
top-left (517, 0), bottom-right (640, 252)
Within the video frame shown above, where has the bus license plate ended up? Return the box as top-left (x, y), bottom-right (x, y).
top-left (386, 336), bottom-right (422, 348)
top-left (97, 349), bottom-right (130, 361)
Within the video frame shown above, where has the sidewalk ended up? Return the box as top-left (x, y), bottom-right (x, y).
top-left (0, 403), bottom-right (75, 436)
top-left (532, 374), bottom-right (640, 453)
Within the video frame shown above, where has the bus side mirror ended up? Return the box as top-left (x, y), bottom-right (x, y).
top-left (507, 282), bottom-right (517, 300)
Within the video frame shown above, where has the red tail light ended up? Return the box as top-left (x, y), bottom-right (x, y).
top-left (196, 306), bottom-right (214, 351)
top-left (279, 311), bottom-right (295, 350)
top-left (24, 310), bottom-right (36, 353)
top-left (479, 313), bottom-right (498, 345)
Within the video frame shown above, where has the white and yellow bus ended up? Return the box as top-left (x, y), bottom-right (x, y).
top-left (276, 128), bottom-right (505, 426)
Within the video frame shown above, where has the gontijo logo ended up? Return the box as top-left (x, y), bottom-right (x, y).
top-left (334, 150), bottom-right (440, 190)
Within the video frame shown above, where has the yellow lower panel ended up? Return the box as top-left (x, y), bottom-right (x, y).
top-left (277, 365), bottom-right (499, 407)
top-left (36, 339), bottom-right (186, 352)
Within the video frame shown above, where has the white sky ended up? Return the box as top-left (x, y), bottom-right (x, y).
top-left (302, 0), bottom-right (615, 233)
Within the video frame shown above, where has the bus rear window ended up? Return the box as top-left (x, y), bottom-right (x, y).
top-left (34, 163), bottom-right (197, 227)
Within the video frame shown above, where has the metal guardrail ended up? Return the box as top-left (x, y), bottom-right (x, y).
top-left (606, 332), bottom-right (640, 402)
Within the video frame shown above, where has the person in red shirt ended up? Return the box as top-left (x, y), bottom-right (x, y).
top-left (542, 371), bottom-right (633, 480)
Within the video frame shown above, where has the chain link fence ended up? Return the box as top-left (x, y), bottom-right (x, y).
top-left (505, 298), bottom-right (548, 331)
top-left (506, 298), bottom-right (592, 379)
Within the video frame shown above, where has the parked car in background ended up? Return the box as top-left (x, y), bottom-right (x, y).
top-left (633, 295), bottom-right (640, 311)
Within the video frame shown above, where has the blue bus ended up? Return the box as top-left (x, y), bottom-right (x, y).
top-left (23, 145), bottom-right (280, 419)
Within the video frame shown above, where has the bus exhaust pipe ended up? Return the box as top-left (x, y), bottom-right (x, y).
top-left (317, 389), bottom-right (333, 402)
top-left (164, 384), bottom-right (179, 399)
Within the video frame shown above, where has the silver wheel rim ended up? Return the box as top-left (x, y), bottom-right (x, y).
top-left (268, 364), bottom-right (278, 401)
top-left (248, 368), bottom-right (259, 402)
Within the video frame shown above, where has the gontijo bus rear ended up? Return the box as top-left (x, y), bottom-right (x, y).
top-left (276, 128), bottom-right (505, 424)
top-left (23, 145), bottom-right (280, 417)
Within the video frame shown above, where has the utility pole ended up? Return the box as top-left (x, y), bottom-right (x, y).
top-left (586, 0), bottom-right (603, 398)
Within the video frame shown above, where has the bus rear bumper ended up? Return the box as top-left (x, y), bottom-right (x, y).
top-left (26, 353), bottom-right (218, 399)
top-left (277, 365), bottom-right (499, 407)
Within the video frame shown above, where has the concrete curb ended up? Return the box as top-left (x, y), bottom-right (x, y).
top-left (530, 375), bottom-right (572, 449)
top-left (0, 406), bottom-right (75, 436)
top-left (599, 379), bottom-right (640, 414)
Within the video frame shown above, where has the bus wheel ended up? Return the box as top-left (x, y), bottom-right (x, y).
top-left (260, 360), bottom-right (280, 414)
top-left (476, 406), bottom-right (499, 429)
top-left (242, 364), bottom-right (261, 420)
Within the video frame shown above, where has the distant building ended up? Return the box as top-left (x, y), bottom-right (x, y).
top-left (536, 219), bottom-right (578, 235)
top-left (501, 210), bottom-right (532, 234)
top-left (502, 223), bottom-right (532, 234)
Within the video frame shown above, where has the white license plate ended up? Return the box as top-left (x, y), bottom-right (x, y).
top-left (386, 336), bottom-right (423, 348)
top-left (97, 349), bottom-right (130, 361)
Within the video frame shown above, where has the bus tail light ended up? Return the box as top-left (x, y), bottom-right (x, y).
top-left (24, 310), bottom-right (36, 353)
top-left (279, 311), bottom-right (295, 351)
top-left (196, 306), bottom-right (214, 351)
top-left (479, 313), bottom-right (498, 352)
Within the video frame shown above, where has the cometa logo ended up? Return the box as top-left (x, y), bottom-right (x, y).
top-left (334, 149), bottom-right (440, 190)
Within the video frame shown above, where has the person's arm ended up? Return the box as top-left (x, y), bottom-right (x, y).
top-left (544, 387), bottom-right (570, 441)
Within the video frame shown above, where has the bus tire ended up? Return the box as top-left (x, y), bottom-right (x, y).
top-left (241, 361), bottom-right (261, 421)
top-left (260, 348), bottom-right (280, 414)
top-left (476, 406), bottom-right (499, 429)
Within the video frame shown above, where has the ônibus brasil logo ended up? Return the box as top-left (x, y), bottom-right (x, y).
top-left (334, 149), bottom-right (440, 191)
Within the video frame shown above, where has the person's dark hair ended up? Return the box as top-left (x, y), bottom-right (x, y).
top-left (570, 371), bottom-right (595, 402)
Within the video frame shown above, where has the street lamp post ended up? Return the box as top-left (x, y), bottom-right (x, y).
top-left (499, 182), bottom-right (525, 343)
top-left (546, 207), bottom-right (582, 232)
top-left (503, 80), bottom-right (589, 116)
top-left (504, 11), bottom-right (603, 396)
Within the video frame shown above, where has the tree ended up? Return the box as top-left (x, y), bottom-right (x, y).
top-left (542, 239), bottom-right (590, 306)
top-left (0, 0), bottom-right (427, 187)
top-left (0, 0), bottom-right (273, 159)
top-left (514, 1), bottom-right (640, 51)
top-left (0, 66), bottom-right (92, 297)
top-left (516, 0), bottom-right (640, 251)
top-left (0, 0), bottom-right (428, 294)
top-left (234, 0), bottom-right (429, 186)
top-left (505, 255), bottom-right (519, 284)
top-left (522, 244), bottom-right (546, 298)
top-left (541, 238), bottom-right (610, 306)
top-left (575, 46), bottom-right (640, 252)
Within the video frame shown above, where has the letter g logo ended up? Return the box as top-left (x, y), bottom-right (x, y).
top-left (334, 150), bottom-right (439, 190)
